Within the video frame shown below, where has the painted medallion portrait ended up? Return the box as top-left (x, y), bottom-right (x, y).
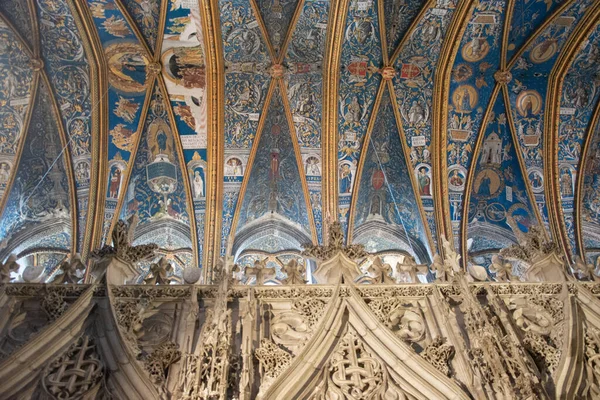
top-left (452, 85), bottom-right (478, 113)
top-left (473, 168), bottom-right (503, 199)
top-left (106, 42), bottom-right (149, 93)
top-left (461, 38), bottom-right (489, 62)
top-left (516, 90), bottom-right (542, 117)
top-left (527, 169), bottom-right (544, 193)
top-left (530, 38), bottom-right (558, 64)
top-left (448, 166), bottom-right (466, 192)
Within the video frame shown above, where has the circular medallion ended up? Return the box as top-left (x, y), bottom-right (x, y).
top-left (473, 167), bottom-right (504, 200)
top-left (527, 168), bottom-right (544, 193)
top-left (516, 90), bottom-right (542, 117)
top-left (452, 85), bottom-right (478, 113)
top-left (530, 39), bottom-right (558, 64)
top-left (448, 165), bottom-right (467, 192)
top-left (106, 42), bottom-right (150, 93)
top-left (462, 38), bottom-right (490, 62)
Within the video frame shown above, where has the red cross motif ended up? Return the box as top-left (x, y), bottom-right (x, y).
top-left (400, 64), bottom-right (421, 79)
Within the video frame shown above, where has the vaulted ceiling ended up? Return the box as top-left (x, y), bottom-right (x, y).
top-left (0, 0), bottom-right (600, 281)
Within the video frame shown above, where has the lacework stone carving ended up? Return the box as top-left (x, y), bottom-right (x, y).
top-left (508, 296), bottom-right (564, 374)
top-left (500, 226), bottom-right (559, 264)
top-left (42, 335), bottom-right (104, 399)
top-left (421, 337), bottom-right (455, 376)
top-left (142, 340), bottom-right (181, 384)
top-left (366, 298), bottom-right (426, 343)
top-left (42, 290), bottom-right (69, 321)
top-left (302, 221), bottom-right (368, 261)
top-left (584, 327), bottom-right (600, 398)
top-left (308, 330), bottom-right (406, 399)
top-left (255, 339), bottom-right (292, 381)
top-left (113, 297), bottom-right (152, 355)
top-left (453, 274), bottom-right (542, 398)
top-left (90, 215), bottom-right (157, 264)
top-left (292, 298), bottom-right (326, 329)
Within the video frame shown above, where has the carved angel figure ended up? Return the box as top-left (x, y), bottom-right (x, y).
top-left (572, 256), bottom-right (598, 281)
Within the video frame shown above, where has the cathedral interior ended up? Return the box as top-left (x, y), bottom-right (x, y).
top-left (1, 0), bottom-right (600, 398)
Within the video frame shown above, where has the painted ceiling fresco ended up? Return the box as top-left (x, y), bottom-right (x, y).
top-left (1, 0), bottom-right (600, 281)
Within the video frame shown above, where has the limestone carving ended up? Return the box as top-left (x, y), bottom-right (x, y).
top-left (255, 339), bottom-right (293, 392)
top-left (366, 257), bottom-right (395, 284)
top-left (42, 289), bottom-right (69, 321)
top-left (441, 235), bottom-right (461, 274)
top-left (281, 259), bottom-right (306, 285)
top-left (0, 255), bottom-right (18, 283)
top-left (90, 215), bottom-right (158, 264)
top-left (508, 296), bottom-right (564, 374)
top-left (48, 254), bottom-right (85, 284)
top-left (584, 327), bottom-right (600, 398)
top-left (431, 253), bottom-right (453, 282)
top-left (143, 340), bottom-right (181, 384)
top-left (572, 256), bottom-right (598, 281)
top-left (489, 254), bottom-right (515, 282)
top-left (41, 335), bottom-right (104, 399)
top-left (302, 221), bottom-right (367, 261)
top-left (367, 298), bottom-right (426, 343)
top-left (421, 337), bottom-right (455, 377)
top-left (500, 226), bottom-right (558, 263)
top-left (246, 259), bottom-right (276, 285)
top-left (307, 330), bottom-right (407, 399)
top-left (143, 257), bottom-right (173, 285)
top-left (453, 273), bottom-right (543, 398)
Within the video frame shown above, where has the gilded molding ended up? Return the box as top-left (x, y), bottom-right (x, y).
top-left (157, 75), bottom-right (199, 267)
top-left (505, 0), bottom-right (579, 70)
top-left (67, 0), bottom-right (106, 259)
top-left (500, 0), bottom-right (514, 69)
top-left (113, 0), bottom-right (154, 58)
top-left (277, 0), bottom-right (307, 64)
top-left (248, 0), bottom-right (277, 62)
top-left (155, 0), bottom-right (169, 59)
top-left (574, 96), bottom-right (600, 261)
top-left (198, 0), bottom-right (226, 280)
top-left (346, 81), bottom-right (386, 244)
top-left (0, 74), bottom-right (39, 219)
top-left (459, 84), bottom-right (501, 264)
top-left (543, 4), bottom-right (600, 263)
top-left (279, 80), bottom-right (319, 245)
top-left (227, 81), bottom-right (277, 246)
top-left (106, 79), bottom-right (157, 241)
top-left (388, 0), bottom-right (435, 65)
top-left (26, 0), bottom-right (40, 58)
top-left (501, 85), bottom-right (547, 238)
top-left (431, 0), bottom-right (476, 252)
top-left (321, 0), bottom-right (350, 240)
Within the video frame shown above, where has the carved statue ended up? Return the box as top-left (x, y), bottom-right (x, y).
top-left (395, 256), bottom-right (425, 283)
top-left (281, 259), bottom-right (306, 285)
top-left (0, 255), bottom-right (18, 283)
top-left (489, 254), bottom-right (514, 282)
top-left (430, 254), bottom-right (452, 282)
top-left (367, 257), bottom-right (395, 284)
top-left (143, 257), bottom-right (173, 285)
top-left (48, 253), bottom-right (86, 284)
top-left (302, 221), bottom-right (368, 261)
top-left (441, 235), bottom-right (461, 274)
top-left (246, 259), bottom-right (276, 285)
top-left (91, 215), bottom-right (158, 265)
